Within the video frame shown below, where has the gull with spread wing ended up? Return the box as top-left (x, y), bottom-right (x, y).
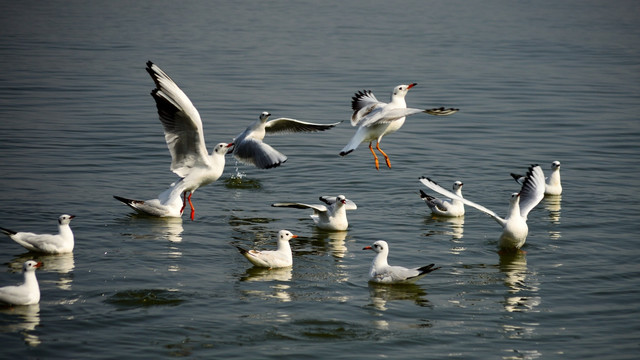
top-left (144, 61), bottom-right (232, 220)
top-left (271, 195), bottom-right (357, 231)
top-left (232, 111), bottom-right (340, 169)
top-left (419, 180), bottom-right (465, 217)
top-left (340, 83), bottom-right (458, 170)
top-left (420, 164), bottom-right (545, 250)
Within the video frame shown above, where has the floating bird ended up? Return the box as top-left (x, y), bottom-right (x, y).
top-left (511, 160), bottom-right (562, 195)
top-left (420, 164), bottom-right (545, 250)
top-left (1, 215), bottom-right (75, 254)
top-left (146, 61), bottom-right (233, 220)
top-left (0, 260), bottom-right (43, 305)
top-left (234, 230), bottom-right (298, 268)
top-left (232, 111), bottom-right (341, 169)
top-left (419, 180), bottom-right (465, 217)
top-left (363, 240), bottom-right (440, 284)
top-left (272, 195), bottom-right (357, 231)
top-left (339, 83), bottom-right (458, 170)
top-left (114, 184), bottom-right (184, 217)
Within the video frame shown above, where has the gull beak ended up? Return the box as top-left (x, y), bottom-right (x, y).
top-left (226, 143), bottom-right (234, 147)
top-left (35, 262), bottom-right (44, 268)
top-left (362, 246), bottom-right (373, 250)
top-left (407, 83), bottom-right (417, 89)
top-left (291, 235), bottom-right (299, 239)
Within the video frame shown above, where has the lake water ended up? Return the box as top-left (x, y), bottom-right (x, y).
top-left (0, 0), bottom-right (639, 358)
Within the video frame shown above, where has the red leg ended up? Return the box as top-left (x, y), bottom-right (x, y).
top-left (376, 142), bottom-right (391, 168)
top-left (368, 142), bottom-right (380, 170)
top-left (187, 192), bottom-right (195, 221)
top-left (180, 192), bottom-right (187, 214)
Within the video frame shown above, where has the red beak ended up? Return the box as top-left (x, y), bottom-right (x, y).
top-left (407, 83), bottom-right (417, 89)
top-left (362, 246), bottom-right (373, 250)
top-left (35, 262), bottom-right (44, 268)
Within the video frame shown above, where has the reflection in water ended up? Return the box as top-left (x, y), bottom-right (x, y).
top-left (240, 267), bottom-right (293, 302)
top-left (544, 196), bottom-right (562, 241)
top-left (367, 282), bottom-right (430, 311)
top-left (11, 253), bottom-right (75, 290)
top-left (0, 303), bottom-right (41, 346)
top-left (424, 215), bottom-right (465, 254)
top-left (312, 229), bottom-right (348, 258)
top-left (499, 251), bottom-right (540, 313)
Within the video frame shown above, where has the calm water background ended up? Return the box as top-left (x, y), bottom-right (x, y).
top-left (0, 0), bottom-right (639, 358)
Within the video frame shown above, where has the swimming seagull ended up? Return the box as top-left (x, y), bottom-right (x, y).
top-left (271, 195), bottom-right (357, 231)
top-left (1, 215), bottom-right (75, 254)
top-left (511, 160), bottom-right (562, 195)
top-left (0, 260), bottom-right (43, 305)
top-left (419, 180), bottom-right (465, 217)
top-left (339, 83), bottom-right (458, 170)
top-left (420, 164), bottom-right (545, 250)
top-left (145, 61), bottom-right (233, 220)
top-left (232, 111), bottom-right (341, 169)
top-left (114, 184), bottom-right (184, 218)
top-left (234, 230), bottom-right (298, 268)
top-left (363, 240), bottom-right (440, 284)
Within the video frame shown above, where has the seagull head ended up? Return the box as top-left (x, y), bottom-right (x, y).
top-left (551, 160), bottom-right (561, 170)
top-left (392, 83), bottom-right (417, 98)
top-left (58, 214), bottom-right (75, 225)
top-left (24, 260), bottom-right (43, 271)
top-left (259, 111), bottom-right (271, 122)
top-left (363, 240), bottom-right (388, 254)
top-left (453, 181), bottom-right (463, 190)
top-left (337, 195), bottom-right (347, 205)
top-left (213, 142), bottom-right (233, 155)
top-left (278, 230), bottom-right (298, 242)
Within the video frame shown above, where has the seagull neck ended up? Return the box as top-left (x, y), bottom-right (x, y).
top-left (374, 252), bottom-right (389, 268)
top-left (23, 270), bottom-right (38, 287)
top-left (506, 201), bottom-right (521, 220)
top-left (549, 169), bottom-right (561, 186)
top-left (59, 224), bottom-right (74, 239)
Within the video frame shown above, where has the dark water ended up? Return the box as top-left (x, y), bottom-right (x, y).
top-left (0, 0), bottom-right (639, 358)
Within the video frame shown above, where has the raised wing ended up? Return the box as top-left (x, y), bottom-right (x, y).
top-left (265, 118), bottom-right (341, 135)
top-left (351, 90), bottom-right (383, 126)
top-left (146, 61), bottom-right (210, 177)
top-left (517, 165), bottom-right (545, 218)
top-left (420, 176), bottom-right (506, 225)
top-left (232, 138), bottom-right (287, 169)
top-left (271, 202), bottom-right (328, 213)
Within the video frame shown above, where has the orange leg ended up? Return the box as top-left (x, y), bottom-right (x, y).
top-left (187, 192), bottom-right (195, 221)
top-left (180, 192), bottom-right (187, 214)
top-left (368, 142), bottom-right (380, 170)
top-left (376, 142), bottom-right (391, 168)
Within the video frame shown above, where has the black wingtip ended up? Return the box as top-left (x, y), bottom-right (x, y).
top-left (339, 149), bottom-right (353, 157)
top-left (0, 226), bottom-right (17, 236)
top-left (417, 264), bottom-right (441, 275)
top-left (234, 245), bottom-right (248, 255)
top-left (419, 189), bottom-right (429, 199)
top-left (510, 173), bottom-right (522, 181)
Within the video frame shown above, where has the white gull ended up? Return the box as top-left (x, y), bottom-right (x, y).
top-left (0, 260), bottom-right (43, 305)
top-left (419, 180), bottom-right (465, 217)
top-left (363, 240), bottom-right (440, 284)
top-left (1, 215), bottom-right (75, 254)
top-left (271, 195), bottom-right (357, 231)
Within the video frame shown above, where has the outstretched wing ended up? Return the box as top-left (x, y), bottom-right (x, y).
top-left (146, 61), bottom-right (210, 177)
top-left (271, 202), bottom-right (328, 213)
top-left (419, 176), bottom-right (505, 225)
top-left (265, 118), bottom-right (341, 135)
top-left (232, 138), bottom-right (287, 169)
top-left (517, 165), bottom-right (545, 218)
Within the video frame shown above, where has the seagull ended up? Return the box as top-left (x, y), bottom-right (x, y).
top-left (146, 61), bottom-right (233, 220)
top-left (1, 215), bottom-right (75, 254)
top-left (114, 184), bottom-right (184, 217)
top-left (234, 230), bottom-right (298, 268)
top-left (420, 164), bottom-right (545, 250)
top-left (271, 195), bottom-right (357, 231)
top-left (419, 180), bottom-right (465, 217)
top-left (232, 111), bottom-right (341, 169)
top-left (0, 260), bottom-right (43, 305)
top-left (511, 160), bottom-right (562, 195)
top-left (363, 240), bottom-right (440, 284)
top-left (339, 83), bottom-right (458, 170)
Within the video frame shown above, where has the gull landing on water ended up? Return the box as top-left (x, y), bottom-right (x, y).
top-left (0, 260), bottom-right (43, 305)
top-left (419, 180), bottom-right (465, 217)
top-left (363, 240), bottom-right (440, 284)
top-left (145, 61), bottom-right (233, 220)
top-left (234, 230), bottom-right (298, 268)
top-left (232, 111), bottom-right (341, 169)
top-left (271, 195), bottom-right (357, 231)
top-left (511, 160), bottom-right (562, 195)
top-left (1, 215), bottom-right (75, 254)
top-left (420, 164), bottom-right (545, 251)
top-left (339, 83), bottom-right (458, 170)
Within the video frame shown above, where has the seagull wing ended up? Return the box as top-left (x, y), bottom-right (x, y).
top-left (351, 90), bottom-right (383, 126)
top-left (420, 176), bottom-right (505, 225)
top-left (271, 202), bottom-right (328, 213)
top-left (232, 138), bottom-right (287, 169)
top-left (517, 165), bottom-right (545, 218)
top-left (265, 118), bottom-right (341, 135)
top-left (146, 61), bottom-right (210, 177)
